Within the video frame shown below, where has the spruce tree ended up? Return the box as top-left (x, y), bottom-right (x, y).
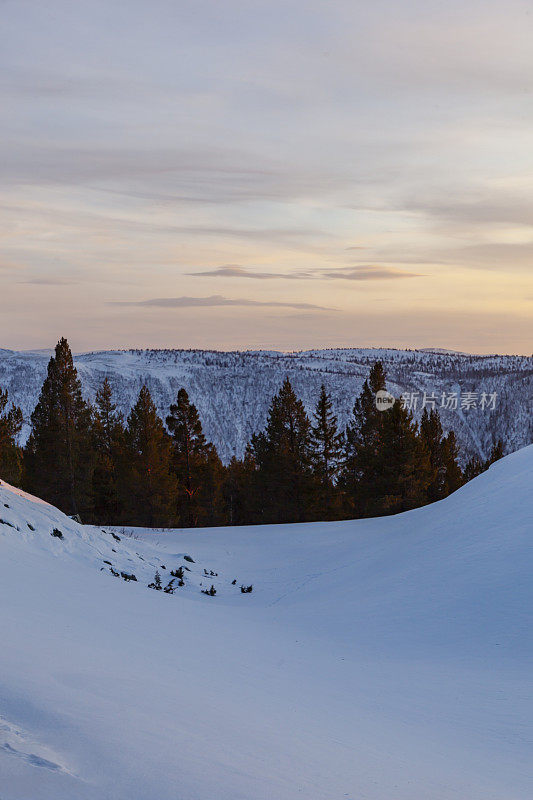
top-left (376, 400), bottom-right (432, 515)
top-left (250, 377), bottom-right (314, 523)
top-left (341, 362), bottom-right (431, 516)
top-left (91, 378), bottom-right (125, 523)
top-left (441, 430), bottom-right (463, 495)
top-left (166, 388), bottom-right (222, 527)
top-left (419, 408), bottom-right (463, 502)
top-left (486, 439), bottom-right (504, 467)
top-left (120, 385), bottom-right (176, 527)
top-left (341, 361), bottom-right (387, 515)
top-left (419, 407), bottom-right (446, 502)
top-left (24, 338), bottom-right (93, 516)
top-left (463, 439), bottom-right (504, 484)
top-left (463, 455), bottom-right (485, 482)
top-left (310, 384), bottom-right (344, 518)
top-left (0, 388), bottom-right (23, 486)
top-left (221, 450), bottom-right (258, 526)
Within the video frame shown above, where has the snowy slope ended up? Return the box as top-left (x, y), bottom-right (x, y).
top-left (0, 447), bottom-right (532, 799)
top-left (1, 346), bottom-right (531, 462)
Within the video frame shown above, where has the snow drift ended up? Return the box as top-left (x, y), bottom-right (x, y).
top-left (0, 446), bottom-right (532, 799)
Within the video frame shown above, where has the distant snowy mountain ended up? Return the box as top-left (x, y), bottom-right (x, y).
top-left (1, 446), bottom-right (532, 799)
top-left (1, 347), bottom-right (531, 463)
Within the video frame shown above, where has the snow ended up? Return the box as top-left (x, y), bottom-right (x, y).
top-left (0, 446), bottom-right (532, 799)
top-left (1, 346), bottom-right (532, 462)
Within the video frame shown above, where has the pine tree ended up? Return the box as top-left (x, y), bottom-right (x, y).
top-left (341, 361), bottom-right (387, 515)
top-left (442, 430), bottom-right (463, 495)
top-left (91, 378), bottom-right (125, 523)
top-left (0, 388), bottom-right (23, 486)
top-left (463, 455), bottom-right (485, 482)
top-left (486, 439), bottom-right (504, 467)
top-left (463, 438), bottom-right (504, 484)
top-left (419, 408), bottom-right (463, 502)
top-left (310, 385), bottom-right (344, 518)
top-left (221, 451), bottom-right (257, 525)
top-left (341, 362), bottom-right (431, 516)
top-left (250, 377), bottom-right (314, 523)
top-left (376, 400), bottom-right (432, 515)
top-left (120, 386), bottom-right (176, 527)
top-left (24, 338), bottom-right (93, 517)
top-left (166, 388), bottom-right (222, 527)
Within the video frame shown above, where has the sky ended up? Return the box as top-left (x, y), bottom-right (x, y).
top-left (1, 0), bottom-right (532, 354)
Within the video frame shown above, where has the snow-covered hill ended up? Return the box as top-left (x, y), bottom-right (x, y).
top-left (1, 446), bottom-right (532, 799)
top-left (1, 347), bottom-right (531, 462)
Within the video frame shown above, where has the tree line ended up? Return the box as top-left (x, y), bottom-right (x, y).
top-left (0, 338), bottom-right (503, 527)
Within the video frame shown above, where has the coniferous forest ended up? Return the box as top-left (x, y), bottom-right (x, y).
top-left (0, 338), bottom-right (503, 527)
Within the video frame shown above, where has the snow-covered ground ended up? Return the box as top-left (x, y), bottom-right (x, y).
top-left (1, 447), bottom-right (532, 799)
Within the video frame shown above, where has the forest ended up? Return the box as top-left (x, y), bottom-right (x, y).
top-left (0, 338), bottom-right (503, 528)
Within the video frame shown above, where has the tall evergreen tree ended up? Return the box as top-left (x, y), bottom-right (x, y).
top-left (250, 377), bottom-right (314, 523)
top-left (24, 338), bottom-right (93, 516)
top-left (0, 388), bottom-right (23, 486)
top-left (221, 449), bottom-right (258, 526)
top-left (486, 439), bottom-right (504, 467)
top-left (310, 384), bottom-right (344, 518)
top-left (420, 407), bottom-right (444, 501)
top-left (120, 386), bottom-right (176, 527)
top-left (419, 407), bottom-right (462, 501)
top-left (341, 362), bottom-right (431, 516)
top-left (91, 378), bottom-right (125, 523)
top-left (376, 400), bottom-right (432, 515)
top-left (441, 430), bottom-right (463, 495)
top-left (463, 454), bottom-right (485, 482)
top-left (463, 438), bottom-right (504, 484)
top-left (166, 388), bottom-right (222, 526)
top-left (341, 361), bottom-right (387, 515)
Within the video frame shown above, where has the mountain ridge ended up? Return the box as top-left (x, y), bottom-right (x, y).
top-left (1, 346), bottom-right (531, 463)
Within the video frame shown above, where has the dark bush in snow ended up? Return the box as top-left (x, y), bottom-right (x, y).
top-left (148, 571), bottom-right (163, 590)
top-left (51, 528), bottom-right (64, 539)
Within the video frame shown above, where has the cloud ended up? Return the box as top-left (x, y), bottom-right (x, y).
top-left (112, 294), bottom-right (332, 311)
top-left (401, 192), bottom-right (533, 228)
top-left (188, 264), bottom-right (421, 281)
top-left (188, 264), bottom-right (315, 280)
top-left (324, 266), bottom-right (422, 280)
top-left (18, 276), bottom-right (76, 285)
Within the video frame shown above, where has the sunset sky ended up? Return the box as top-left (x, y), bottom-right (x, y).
top-left (1, 0), bottom-right (532, 353)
